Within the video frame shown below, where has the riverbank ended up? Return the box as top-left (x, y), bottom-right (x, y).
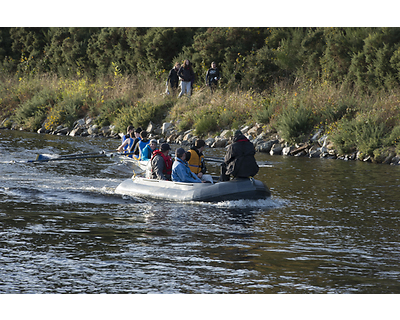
top-left (2, 116), bottom-right (400, 166)
top-left (1, 74), bottom-right (400, 165)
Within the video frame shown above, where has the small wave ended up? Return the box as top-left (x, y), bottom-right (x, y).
top-left (208, 196), bottom-right (288, 209)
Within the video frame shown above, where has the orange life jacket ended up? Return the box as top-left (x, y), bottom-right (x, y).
top-left (187, 149), bottom-right (204, 174)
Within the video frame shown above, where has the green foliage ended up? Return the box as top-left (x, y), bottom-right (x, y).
top-left (194, 113), bottom-right (218, 136)
top-left (13, 87), bottom-right (56, 131)
top-left (276, 102), bottom-right (313, 144)
top-left (254, 98), bottom-right (277, 124)
top-left (44, 95), bottom-right (84, 130)
top-left (113, 100), bottom-right (173, 133)
top-left (384, 125), bottom-right (400, 147)
top-left (94, 98), bottom-right (130, 127)
top-left (331, 115), bottom-right (388, 156)
top-left (3, 27), bottom-right (400, 92)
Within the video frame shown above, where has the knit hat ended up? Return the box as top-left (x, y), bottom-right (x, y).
top-left (234, 130), bottom-right (243, 137)
top-left (194, 139), bottom-right (205, 148)
top-left (175, 148), bottom-right (186, 158)
top-left (160, 143), bottom-right (171, 152)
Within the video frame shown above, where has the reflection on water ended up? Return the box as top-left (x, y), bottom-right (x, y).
top-left (1, 129), bottom-right (400, 293)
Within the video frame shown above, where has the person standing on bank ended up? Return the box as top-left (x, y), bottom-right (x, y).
top-left (166, 62), bottom-right (181, 95)
top-left (205, 61), bottom-right (220, 94)
top-left (151, 143), bottom-right (173, 181)
top-left (178, 59), bottom-right (195, 98)
top-left (220, 130), bottom-right (259, 181)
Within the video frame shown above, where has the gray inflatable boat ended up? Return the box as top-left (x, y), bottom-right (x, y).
top-left (115, 176), bottom-right (271, 202)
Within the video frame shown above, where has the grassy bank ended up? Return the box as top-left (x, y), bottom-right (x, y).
top-left (1, 73), bottom-right (400, 159)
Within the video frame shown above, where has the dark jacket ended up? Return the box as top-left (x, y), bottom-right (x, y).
top-left (151, 151), bottom-right (172, 181)
top-left (178, 66), bottom-right (194, 82)
top-left (224, 134), bottom-right (259, 178)
top-left (167, 68), bottom-right (179, 88)
top-left (205, 67), bottom-right (220, 85)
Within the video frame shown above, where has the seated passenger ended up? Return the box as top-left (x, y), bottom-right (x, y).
top-left (187, 139), bottom-right (213, 183)
top-left (151, 143), bottom-right (172, 180)
top-left (122, 125), bottom-right (134, 143)
top-left (117, 131), bottom-right (135, 157)
top-left (141, 139), bottom-right (157, 161)
top-left (172, 148), bottom-right (203, 183)
top-left (132, 131), bottom-right (150, 160)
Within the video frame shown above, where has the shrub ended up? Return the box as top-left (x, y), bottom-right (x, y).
top-left (331, 115), bottom-right (388, 156)
top-left (276, 102), bottom-right (313, 144)
top-left (194, 113), bottom-right (218, 136)
top-left (44, 95), bottom-right (83, 131)
top-left (254, 98), bottom-right (277, 124)
top-left (13, 88), bottom-right (56, 131)
top-left (113, 99), bottom-right (173, 133)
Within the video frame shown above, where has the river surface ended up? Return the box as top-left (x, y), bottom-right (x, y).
top-left (1, 129), bottom-right (400, 294)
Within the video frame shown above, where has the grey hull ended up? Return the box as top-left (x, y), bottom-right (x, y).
top-left (115, 176), bottom-right (271, 202)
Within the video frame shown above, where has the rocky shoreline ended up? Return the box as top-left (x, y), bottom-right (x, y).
top-left (2, 117), bottom-right (400, 166)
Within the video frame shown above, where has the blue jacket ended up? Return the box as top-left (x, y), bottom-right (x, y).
top-left (172, 158), bottom-right (202, 183)
top-left (141, 144), bottom-right (154, 161)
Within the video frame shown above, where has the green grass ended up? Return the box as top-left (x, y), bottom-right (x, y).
top-left (2, 73), bottom-right (400, 159)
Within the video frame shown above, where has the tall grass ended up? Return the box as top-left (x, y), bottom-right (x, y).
top-left (1, 72), bottom-right (400, 158)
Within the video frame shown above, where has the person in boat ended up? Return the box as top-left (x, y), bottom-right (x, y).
top-left (172, 148), bottom-right (203, 183)
top-left (122, 125), bottom-right (134, 143)
top-left (117, 129), bottom-right (135, 157)
top-left (187, 139), bottom-right (213, 183)
top-left (129, 127), bottom-right (142, 157)
top-left (151, 143), bottom-right (173, 181)
top-left (132, 130), bottom-right (150, 160)
top-left (141, 139), bottom-right (157, 161)
top-left (220, 130), bottom-right (259, 181)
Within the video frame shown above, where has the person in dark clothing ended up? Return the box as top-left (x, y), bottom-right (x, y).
top-left (151, 143), bottom-right (172, 181)
top-left (129, 127), bottom-right (142, 156)
top-left (205, 61), bottom-right (220, 94)
top-left (166, 62), bottom-right (181, 95)
top-left (178, 59), bottom-right (195, 98)
top-left (220, 130), bottom-right (259, 181)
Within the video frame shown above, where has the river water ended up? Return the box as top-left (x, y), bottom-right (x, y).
top-left (1, 129), bottom-right (400, 294)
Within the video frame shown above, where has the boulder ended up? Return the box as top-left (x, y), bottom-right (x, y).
top-left (282, 146), bottom-right (295, 156)
top-left (247, 125), bottom-right (263, 138)
top-left (212, 138), bottom-right (228, 148)
top-left (162, 122), bottom-right (173, 135)
top-left (146, 121), bottom-right (156, 133)
top-left (69, 127), bottom-right (84, 136)
top-left (88, 125), bottom-right (98, 135)
top-left (220, 129), bottom-right (232, 139)
top-left (100, 126), bottom-right (111, 136)
top-left (270, 143), bottom-right (283, 155)
top-left (309, 149), bottom-right (321, 158)
top-left (257, 139), bottom-right (279, 153)
top-left (204, 138), bottom-right (215, 147)
top-left (74, 118), bottom-right (86, 127)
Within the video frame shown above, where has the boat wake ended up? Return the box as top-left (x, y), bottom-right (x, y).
top-left (186, 196), bottom-right (288, 209)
